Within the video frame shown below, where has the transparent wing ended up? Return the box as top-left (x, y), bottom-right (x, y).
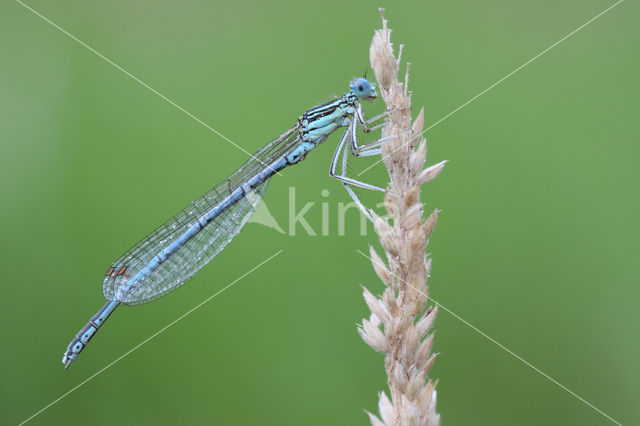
top-left (103, 125), bottom-right (301, 305)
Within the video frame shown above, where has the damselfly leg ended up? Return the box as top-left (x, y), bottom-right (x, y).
top-left (350, 105), bottom-right (410, 156)
top-left (329, 104), bottom-right (413, 220)
top-left (329, 121), bottom-right (388, 221)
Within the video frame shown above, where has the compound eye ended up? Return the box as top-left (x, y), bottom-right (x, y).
top-left (350, 78), bottom-right (371, 98)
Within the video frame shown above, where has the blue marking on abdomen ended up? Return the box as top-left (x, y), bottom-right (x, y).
top-left (62, 299), bottom-right (120, 368)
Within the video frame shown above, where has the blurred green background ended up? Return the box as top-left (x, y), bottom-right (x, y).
top-left (1, 0), bottom-right (638, 425)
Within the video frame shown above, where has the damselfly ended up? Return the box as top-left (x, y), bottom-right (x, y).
top-left (62, 77), bottom-right (394, 368)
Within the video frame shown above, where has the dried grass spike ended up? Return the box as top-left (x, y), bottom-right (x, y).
top-left (358, 9), bottom-right (446, 426)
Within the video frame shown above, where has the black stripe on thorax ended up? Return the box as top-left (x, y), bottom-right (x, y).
top-left (304, 92), bottom-right (357, 121)
top-left (303, 98), bottom-right (343, 121)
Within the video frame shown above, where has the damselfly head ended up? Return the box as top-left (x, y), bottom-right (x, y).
top-left (350, 78), bottom-right (377, 101)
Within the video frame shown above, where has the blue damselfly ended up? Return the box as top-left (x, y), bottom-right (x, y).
top-left (62, 78), bottom-right (394, 368)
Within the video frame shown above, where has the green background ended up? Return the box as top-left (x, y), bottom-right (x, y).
top-left (1, 0), bottom-right (638, 425)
